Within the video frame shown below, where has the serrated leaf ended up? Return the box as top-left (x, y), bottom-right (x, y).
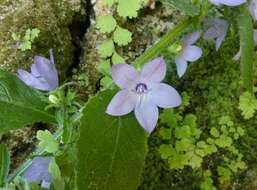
top-left (98, 60), bottom-right (111, 76)
top-left (159, 127), bottom-right (171, 140)
top-left (112, 52), bottom-right (126, 64)
top-left (159, 144), bottom-right (175, 159)
top-left (188, 154), bottom-right (202, 168)
top-left (175, 125), bottom-right (191, 139)
top-left (161, 0), bottom-right (200, 16)
top-left (76, 90), bottom-right (148, 190)
top-left (117, 0), bottom-right (141, 18)
top-left (175, 139), bottom-right (193, 152)
top-left (210, 127), bottom-right (220, 138)
top-left (37, 130), bottom-right (59, 154)
top-left (96, 14), bottom-right (117, 33)
top-left (0, 144), bottom-right (10, 187)
top-left (168, 153), bottom-right (188, 169)
top-left (100, 76), bottom-right (115, 90)
top-left (238, 92), bottom-right (257, 119)
top-left (160, 109), bottom-right (177, 127)
top-left (98, 39), bottom-right (115, 58)
top-left (0, 70), bottom-right (55, 133)
top-left (113, 26), bottom-right (132, 46)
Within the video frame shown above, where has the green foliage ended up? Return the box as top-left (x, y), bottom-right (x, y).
top-left (96, 15), bottom-right (117, 33)
top-left (117, 0), bottom-right (141, 18)
top-left (0, 70), bottom-right (55, 134)
top-left (48, 158), bottom-right (65, 190)
top-left (37, 130), bottom-right (59, 154)
top-left (113, 26), bottom-right (132, 46)
top-left (238, 91), bottom-right (257, 119)
top-left (12, 28), bottom-right (40, 51)
top-left (98, 39), bottom-right (115, 58)
top-left (112, 51), bottom-right (126, 64)
top-left (200, 170), bottom-right (216, 190)
top-left (161, 0), bottom-right (200, 16)
top-left (0, 144), bottom-right (10, 187)
top-left (76, 90), bottom-right (148, 190)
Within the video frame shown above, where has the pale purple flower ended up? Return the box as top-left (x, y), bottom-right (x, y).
top-left (233, 29), bottom-right (257, 61)
top-left (204, 18), bottom-right (229, 51)
top-left (209, 0), bottom-right (246, 6)
top-left (106, 57), bottom-right (182, 133)
top-left (23, 157), bottom-right (52, 189)
top-left (175, 31), bottom-right (202, 78)
top-left (249, 0), bottom-right (257, 21)
top-left (17, 49), bottom-right (58, 91)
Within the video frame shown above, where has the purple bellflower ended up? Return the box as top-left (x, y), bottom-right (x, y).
top-left (204, 18), bottom-right (229, 51)
top-left (209, 0), bottom-right (246, 6)
top-left (233, 30), bottom-right (257, 61)
top-left (106, 57), bottom-right (182, 133)
top-left (17, 49), bottom-right (58, 91)
top-left (23, 157), bottom-right (52, 189)
top-left (175, 31), bottom-right (202, 78)
top-left (249, 0), bottom-right (257, 21)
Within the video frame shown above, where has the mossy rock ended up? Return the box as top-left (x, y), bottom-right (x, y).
top-left (0, 0), bottom-right (81, 79)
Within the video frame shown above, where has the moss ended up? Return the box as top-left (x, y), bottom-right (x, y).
top-left (0, 0), bottom-right (82, 79)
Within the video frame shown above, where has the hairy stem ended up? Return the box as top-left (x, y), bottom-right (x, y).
top-left (238, 5), bottom-right (254, 93)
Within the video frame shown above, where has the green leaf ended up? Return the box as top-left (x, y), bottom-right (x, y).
top-left (117, 0), bottom-right (141, 18)
top-left (175, 125), bottom-right (191, 139)
top-left (161, 0), bottom-right (200, 16)
top-left (100, 76), bottom-right (116, 90)
top-left (0, 144), bottom-right (10, 187)
top-left (96, 14), bottom-right (117, 33)
top-left (98, 60), bottom-right (111, 76)
top-left (159, 127), bottom-right (171, 140)
top-left (188, 154), bottom-right (202, 168)
top-left (159, 144), bottom-right (175, 159)
top-left (168, 153), bottom-right (188, 169)
top-left (98, 39), bottom-right (115, 58)
top-left (112, 52), bottom-right (126, 64)
top-left (113, 26), bottom-right (132, 46)
top-left (160, 109), bottom-right (177, 127)
top-left (30, 28), bottom-right (40, 41)
top-left (238, 92), bottom-right (257, 119)
top-left (37, 130), bottom-right (59, 154)
top-left (215, 135), bottom-right (233, 148)
top-left (175, 139), bottom-right (193, 152)
top-left (210, 127), bottom-right (220, 138)
top-left (76, 90), bottom-right (148, 190)
top-left (0, 70), bottom-right (55, 133)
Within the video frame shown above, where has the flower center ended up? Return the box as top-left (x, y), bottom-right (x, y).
top-left (135, 83), bottom-right (148, 94)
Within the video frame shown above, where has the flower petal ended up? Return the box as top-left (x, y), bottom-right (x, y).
top-left (111, 64), bottom-right (140, 89)
top-left (216, 34), bottom-right (225, 50)
top-left (34, 56), bottom-right (58, 89)
top-left (204, 27), bottom-right (219, 40)
top-left (31, 64), bottom-right (41, 77)
top-left (151, 83), bottom-right (182, 108)
top-left (249, 0), bottom-right (257, 21)
top-left (23, 157), bottom-right (52, 183)
top-left (17, 69), bottom-right (52, 91)
top-left (183, 31), bottom-right (201, 46)
top-left (209, 0), bottom-right (246, 6)
top-left (175, 56), bottom-right (188, 78)
top-left (141, 57), bottom-right (166, 83)
top-left (106, 89), bottom-right (137, 116)
top-left (135, 100), bottom-right (159, 133)
top-left (182, 45), bottom-right (202, 62)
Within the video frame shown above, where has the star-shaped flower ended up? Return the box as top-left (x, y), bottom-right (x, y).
top-left (106, 57), bottom-right (182, 133)
top-left (175, 31), bottom-right (202, 78)
top-left (204, 18), bottom-right (229, 51)
top-left (17, 49), bottom-right (58, 91)
top-left (209, 0), bottom-right (246, 6)
top-left (23, 157), bottom-right (52, 189)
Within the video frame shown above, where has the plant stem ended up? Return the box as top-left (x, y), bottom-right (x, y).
top-left (133, 17), bottom-right (192, 68)
top-left (238, 5), bottom-right (254, 93)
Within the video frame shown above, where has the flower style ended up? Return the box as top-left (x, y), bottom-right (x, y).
top-left (106, 57), bottom-right (182, 133)
top-left (233, 29), bottom-right (257, 61)
top-left (209, 0), bottom-right (246, 6)
top-left (204, 18), bottom-right (229, 51)
top-left (249, 0), bottom-right (257, 21)
top-left (23, 157), bottom-right (52, 189)
top-left (175, 31), bottom-right (202, 78)
top-left (17, 49), bottom-right (58, 91)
